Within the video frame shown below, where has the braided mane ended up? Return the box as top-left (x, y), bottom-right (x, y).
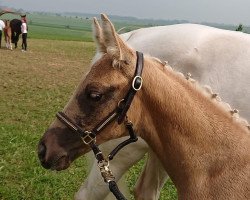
top-left (151, 56), bottom-right (250, 132)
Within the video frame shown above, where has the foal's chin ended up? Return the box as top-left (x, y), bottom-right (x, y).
top-left (44, 148), bottom-right (89, 171)
top-left (51, 155), bottom-right (71, 171)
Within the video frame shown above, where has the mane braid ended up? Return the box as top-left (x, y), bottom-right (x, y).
top-left (112, 59), bottom-right (123, 69)
top-left (149, 55), bottom-right (250, 132)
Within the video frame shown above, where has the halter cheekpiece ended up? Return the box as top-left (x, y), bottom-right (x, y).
top-left (56, 51), bottom-right (144, 200)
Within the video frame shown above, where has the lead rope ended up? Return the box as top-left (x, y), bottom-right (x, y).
top-left (90, 117), bottom-right (138, 200)
top-left (90, 143), bottom-right (127, 200)
top-left (98, 159), bottom-right (126, 200)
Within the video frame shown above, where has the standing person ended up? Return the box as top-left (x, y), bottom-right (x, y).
top-left (21, 14), bottom-right (27, 22)
top-left (0, 19), bottom-right (5, 48)
top-left (21, 18), bottom-right (28, 51)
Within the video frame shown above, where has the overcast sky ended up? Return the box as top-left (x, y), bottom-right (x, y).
top-left (1, 0), bottom-right (250, 25)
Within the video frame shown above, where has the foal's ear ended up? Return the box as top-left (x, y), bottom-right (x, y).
top-left (100, 14), bottom-right (131, 62)
top-left (92, 17), bottom-right (106, 53)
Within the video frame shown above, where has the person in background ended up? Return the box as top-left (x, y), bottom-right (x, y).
top-left (0, 19), bottom-right (5, 48)
top-left (21, 17), bottom-right (28, 51)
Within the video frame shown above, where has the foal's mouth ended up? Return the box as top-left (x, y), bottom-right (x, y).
top-left (50, 153), bottom-right (70, 171)
top-left (46, 148), bottom-right (87, 171)
top-left (40, 152), bottom-right (69, 171)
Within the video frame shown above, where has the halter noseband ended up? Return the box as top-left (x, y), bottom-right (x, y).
top-left (56, 51), bottom-right (144, 200)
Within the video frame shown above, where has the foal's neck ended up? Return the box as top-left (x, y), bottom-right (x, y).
top-left (134, 56), bottom-right (250, 196)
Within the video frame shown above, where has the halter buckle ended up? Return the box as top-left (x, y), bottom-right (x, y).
top-left (82, 131), bottom-right (96, 145)
top-left (132, 76), bottom-right (143, 91)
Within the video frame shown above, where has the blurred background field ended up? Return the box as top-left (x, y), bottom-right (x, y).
top-left (2, 12), bottom-right (248, 42)
top-left (2, 13), bottom-right (148, 41)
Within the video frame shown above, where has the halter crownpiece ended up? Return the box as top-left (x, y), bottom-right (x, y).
top-left (56, 51), bottom-right (144, 200)
top-left (117, 51), bottom-right (144, 124)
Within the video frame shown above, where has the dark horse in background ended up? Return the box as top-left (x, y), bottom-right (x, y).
top-left (10, 19), bottom-right (22, 48)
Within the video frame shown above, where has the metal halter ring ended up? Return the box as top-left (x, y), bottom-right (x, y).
top-left (82, 131), bottom-right (96, 145)
top-left (117, 99), bottom-right (125, 108)
top-left (132, 76), bottom-right (143, 91)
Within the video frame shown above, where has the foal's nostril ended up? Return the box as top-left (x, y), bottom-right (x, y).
top-left (38, 142), bottom-right (46, 161)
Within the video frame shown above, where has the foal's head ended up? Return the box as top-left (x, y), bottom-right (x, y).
top-left (38, 14), bottom-right (141, 171)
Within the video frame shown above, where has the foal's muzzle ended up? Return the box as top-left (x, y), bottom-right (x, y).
top-left (37, 141), bottom-right (51, 169)
top-left (38, 139), bottom-right (70, 170)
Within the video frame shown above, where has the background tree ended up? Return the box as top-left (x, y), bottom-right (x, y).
top-left (236, 24), bottom-right (243, 32)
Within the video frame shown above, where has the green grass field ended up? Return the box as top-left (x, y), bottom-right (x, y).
top-left (0, 16), bottom-right (177, 199)
top-left (1, 13), bottom-right (147, 42)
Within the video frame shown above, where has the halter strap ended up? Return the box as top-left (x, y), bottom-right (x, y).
top-left (55, 51), bottom-right (144, 200)
top-left (117, 51), bottom-right (144, 124)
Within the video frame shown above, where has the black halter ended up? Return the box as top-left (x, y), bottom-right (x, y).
top-left (56, 51), bottom-right (144, 200)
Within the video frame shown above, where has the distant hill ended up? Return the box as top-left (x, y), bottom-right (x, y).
top-left (1, 7), bottom-right (249, 37)
top-left (62, 12), bottom-right (250, 33)
top-left (63, 12), bottom-right (189, 26)
top-left (1, 6), bottom-right (249, 32)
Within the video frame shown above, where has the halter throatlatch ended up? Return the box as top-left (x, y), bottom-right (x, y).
top-left (56, 51), bottom-right (144, 200)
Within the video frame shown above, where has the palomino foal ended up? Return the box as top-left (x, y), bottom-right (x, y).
top-left (38, 15), bottom-right (250, 199)
top-left (78, 23), bottom-right (250, 200)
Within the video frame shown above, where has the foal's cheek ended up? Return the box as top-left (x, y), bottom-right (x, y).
top-left (71, 144), bottom-right (91, 160)
top-left (98, 124), bottom-right (127, 144)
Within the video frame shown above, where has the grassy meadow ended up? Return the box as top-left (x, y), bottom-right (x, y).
top-left (2, 13), bottom-right (148, 42)
top-left (0, 13), bottom-right (177, 199)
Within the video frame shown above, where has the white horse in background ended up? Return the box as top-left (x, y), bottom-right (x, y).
top-left (75, 23), bottom-right (250, 200)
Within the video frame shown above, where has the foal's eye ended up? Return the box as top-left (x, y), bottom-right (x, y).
top-left (88, 92), bottom-right (102, 101)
